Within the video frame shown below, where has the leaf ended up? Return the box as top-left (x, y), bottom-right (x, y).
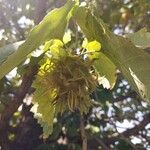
top-left (85, 40), bottom-right (101, 58)
top-left (82, 40), bottom-right (116, 89)
top-left (0, 41), bottom-right (24, 65)
top-left (31, 75), bottom-right (56, 138)
top-left (48, 40), bottom-right (67, 58)
top-left (126, 28), bottom-right (150, 49)
top-left (74, 7), bottom-right (150, 101)
top-left (92, 86), bottom-right (113, 102)
top-left (84, 40), bottom-right (101, 52)
top-left (63, 31), bottom-right (72, 44)
top-left (0, 0), bottom-right (75, 80)
top-left (94, 53), bottom-right (116, 89)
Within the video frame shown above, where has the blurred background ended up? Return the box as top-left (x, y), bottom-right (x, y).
top-left (0, 0), bottom-right (150, 149)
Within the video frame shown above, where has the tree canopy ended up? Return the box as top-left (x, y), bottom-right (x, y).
top-left (0, 0), bottom-right (150, 150)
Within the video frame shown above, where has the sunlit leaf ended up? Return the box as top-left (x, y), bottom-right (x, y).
top-left (0, 0), bottom-right (75, 80)
top-left (82, 40), bottom-right (116, 88)
top-left (85, 40), bottom-right (101, 52)
top-left (84, 40), bottom-right (101, 59)
top-left (94, 53), bottom-right (116, 89)
top-left (74, 6), bottom-right (150, 101)
top-left (31, 75), bottom-right (56, 138)
top-left (63, 31), bottom-right (72, 44)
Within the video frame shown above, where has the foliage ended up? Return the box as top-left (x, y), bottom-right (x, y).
top-left (0, 0), bottom-right (150, 149)
top-left (126, 28), bottom-right (150, 49)
top-left (83, 40), bottom-right (116, 89)
top-left (32, 40), bottom-right (97, 137)
top-left (0, 0), bottom-right (75, 79)
top-left (74, 6), bottom-right (150, 101)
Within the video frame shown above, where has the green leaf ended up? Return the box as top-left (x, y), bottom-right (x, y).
top-left (31, 75), bottom-right (56, 138)
top-left (92, 86), bottom-right (113, 102)
top-left (126, 28), bottom-right (150, 49)
top-left (94, 53), bottom-right (116, 89)
top-left (74, 7), bottom-right (150, 101)
top-left (82, 40), bottom-right (116, 89)
top-left (0, 0), bottom-right (75, 80)
top-left (0, 41), bottom-right (24, 65)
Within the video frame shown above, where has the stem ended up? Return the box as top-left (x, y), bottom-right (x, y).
top-left (94, 138), bottom-right (111, 150)
top-left (80, 114), bottom-right (87, 150)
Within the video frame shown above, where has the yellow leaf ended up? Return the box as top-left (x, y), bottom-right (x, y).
top-left (86, 40), bottom-right (101, 52)
top-left (63, 31), bottom-right (71, 44)
top-left (83, 40), bottom-right (101, 59)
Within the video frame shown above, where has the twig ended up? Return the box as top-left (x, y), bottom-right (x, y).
top-left (94, 138), bottom-right (110, 150)
top-left (122, 112), bottom-right (150, 137)
top-left (80, 114), bottom-right (87, 150)
top-left (106, 112), bottom-right (150, 145)
top-left (114, 91), bottom-right (137, 102)
top-left (109, 119), bottom-right (137, 150)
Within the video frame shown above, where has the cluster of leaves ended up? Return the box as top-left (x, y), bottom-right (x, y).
top-left (1, 0), bottom-right (150, 135)
top-left (31, 39), bottom-right (98, 137)
top-left (0, 0), bottom-right (150, 149)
